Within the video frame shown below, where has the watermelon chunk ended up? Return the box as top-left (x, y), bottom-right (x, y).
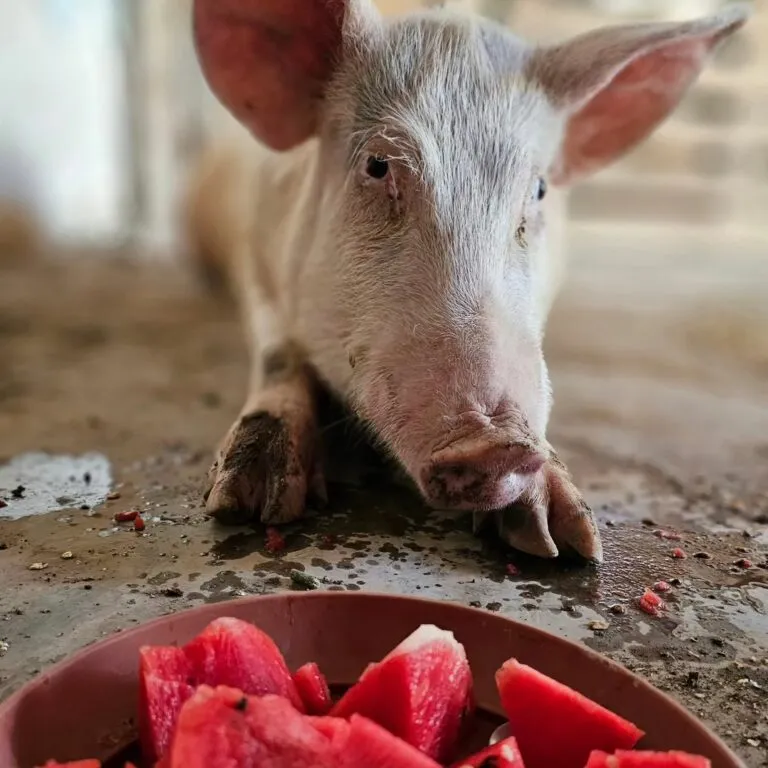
top-left (496, 659), bottom-right (644, 768)
top-left (294, 662), bottom-right (333, 715)
top-left (340, 714), bottom-right (442, 768)
top-left (331, 624), bottom-right (472, 763)
top-left (139, 646), bottom-right (196, 764)
top-left (451, 736), bottom-right (526, 767)
top-left (586, 751), bottom-right (711, 768)
top-left (139, 617), bottom-right (302, 762)
top-left (37, 762), bottom-right (100, 768)
top-left (167, 685), bottom-right (440, 768)
top-left (168, 686), bottom-right (336, 768)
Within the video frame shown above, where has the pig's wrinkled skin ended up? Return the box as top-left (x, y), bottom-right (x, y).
top-left (186, 0), bottom-right (749, 561)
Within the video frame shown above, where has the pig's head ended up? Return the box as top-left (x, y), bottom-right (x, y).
top-left (194, 0), bottom-right (748, 513)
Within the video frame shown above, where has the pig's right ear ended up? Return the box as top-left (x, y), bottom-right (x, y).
top-left (531, 4), bottom-right (750, 185)
top-left (193, 0), bottom-right (380, 151)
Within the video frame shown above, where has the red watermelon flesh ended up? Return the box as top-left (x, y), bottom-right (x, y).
top-left (586, 751), bottom-right (711, 768)
top-left (451, 736), bottom-right (526, 767)
top-left (167, 685), bottom-right (440, 768)
top-left (338, 714), bottom-right (442, 768)
top-left (496, 659), bottom-right (644, 768)
top-left (139, 617), bottom-right (302, 762)
top-left (139, 646), bottom-right (196, 764)
top-left (183, 618), bottom-right (303, 709)
top-left (307, 715), bottom-right (351, 741)
top-left (331, 624), bottom-right (472, 763)
top-left (37, 762), bottom-right (101, 768)
top-left (168, 686), bottom-right (336, 768)
top-left (293, 662), bottom-right (333, 715)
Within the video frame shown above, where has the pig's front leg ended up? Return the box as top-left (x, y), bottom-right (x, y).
top-left (490, 450), bottom-right (602, 563)
top-left (204, 252), bottom-right (322, 526)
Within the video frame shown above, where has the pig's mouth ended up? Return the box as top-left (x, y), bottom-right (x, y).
top-left (349, 359), bottom-right (548, 512)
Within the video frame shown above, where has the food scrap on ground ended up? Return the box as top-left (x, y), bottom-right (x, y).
top-left (734, 558), bottom-right (752, 569)
top-left (265, 527), bottom-right (286, 554)
top-left (653, 529), bottom-right (682, 541)
top-left (114, 510), bottom-right (138, 523)
top-left (638, 589), bottom-right (665, 617)
top-left (671, 548), bottom-right (687, 559)
top-left (652, 581), bottom-right (672, 593)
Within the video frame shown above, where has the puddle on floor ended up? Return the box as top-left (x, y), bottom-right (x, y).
top-left (0, 452), bottom-right (112, 519)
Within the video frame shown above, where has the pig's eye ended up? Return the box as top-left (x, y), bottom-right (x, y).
top-left (537, 177), bottom-right (547, 201)
top-left (366, 156), bottom-right (390, 179)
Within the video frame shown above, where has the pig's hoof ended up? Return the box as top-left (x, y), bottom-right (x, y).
top-left (493, 451), bottom-right (603, 563)
top-left (204, 409), bottom-right (321, 526)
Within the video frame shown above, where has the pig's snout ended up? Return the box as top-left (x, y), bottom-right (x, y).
top-left (421, 438), bottom-right (546, 511)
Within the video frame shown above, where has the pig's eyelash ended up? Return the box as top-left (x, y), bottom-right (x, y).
top-left (515, 217), bottom-right (528, 249)
top-left (350, 126), bottom-right (420, 176)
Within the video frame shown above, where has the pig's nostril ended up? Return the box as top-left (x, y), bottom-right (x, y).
top-left (421, 441), bottom-right (547, 510)
top-left (430, 441), bottom-right (546, 478)
top-left (515, 450), bottom-right (546, 476)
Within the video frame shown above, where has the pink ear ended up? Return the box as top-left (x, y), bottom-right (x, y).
top-left (533, 5), bottom-right (750, 185)
top-left (193, 0), bottom-right (353, 151)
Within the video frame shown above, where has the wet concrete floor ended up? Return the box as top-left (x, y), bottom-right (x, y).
top-left (1, 242), bottom-right (767, 764)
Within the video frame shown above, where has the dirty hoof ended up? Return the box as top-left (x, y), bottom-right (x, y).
top-left (481, 451), bottom-right (602, 562)
top-left (204, 409), bottom-right (321, 526)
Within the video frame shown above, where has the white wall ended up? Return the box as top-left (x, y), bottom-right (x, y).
top-left (0, 0), bottom-right (128, 244)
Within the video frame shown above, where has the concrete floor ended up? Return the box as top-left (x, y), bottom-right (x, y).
top-left (1, 238), bottom-right (767, 765)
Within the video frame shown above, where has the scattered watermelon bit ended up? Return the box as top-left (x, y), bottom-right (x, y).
top-left (496, 659), bottom-right (643, 768)
top-left (265, 527), bottom-right (286, 553)
top-left (734, 558), bottom-right (752, 569)
top-left (134, 514), bottom-right (146, 533)
top-left (114, 510), bottom-right (138, 523)
top-left (638, 590), bottom-right (665, 617)
top-left (586, 749), bottom-right (711, 767)
top-left (139, 617), bottom-right (303, 763)
top-left (294, 662), bottom-right (333, 715)
top-left (671, 548), bottom-right (686, 559)
top-left (652, 581), bottom-right (671, 593)
top-left (653, 530), bottom-right (682, 541)
top-left (451, 735), bottom-right (526, 767)
top-left (505, 563), bottom-right (521, 577)
top-left (331, 624), bottom-right (472, 763)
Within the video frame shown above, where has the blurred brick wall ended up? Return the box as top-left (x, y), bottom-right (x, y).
top-left (510, 0), bottom-right (767, 246)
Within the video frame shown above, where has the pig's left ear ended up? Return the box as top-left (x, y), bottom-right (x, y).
top-left (531, 4), bottom-right (750, 186)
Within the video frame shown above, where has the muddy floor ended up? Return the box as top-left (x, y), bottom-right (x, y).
top-left (1, 241), bottom-right (767, 765)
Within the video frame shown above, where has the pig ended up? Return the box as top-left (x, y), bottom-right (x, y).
top-left (185, 0), bottom-right (749, 561)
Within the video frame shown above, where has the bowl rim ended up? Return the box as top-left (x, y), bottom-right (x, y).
top-left (0, 591), bottom-right (746, 768)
